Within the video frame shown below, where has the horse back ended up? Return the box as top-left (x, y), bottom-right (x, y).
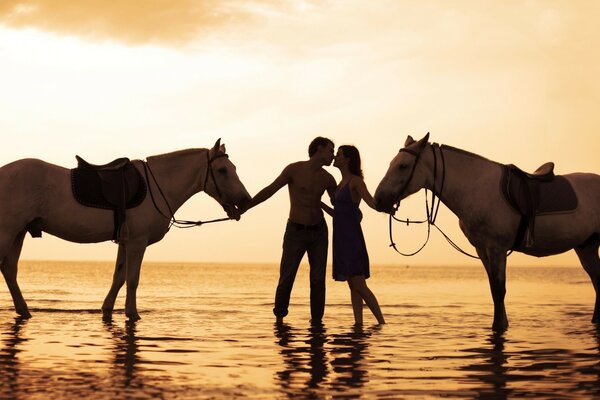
top-left (0, 158), bottom-right (70, 215)
top-left (566, 172), bottom-right (600, 222)
top-left (0, 158), bottom-right (67, 184)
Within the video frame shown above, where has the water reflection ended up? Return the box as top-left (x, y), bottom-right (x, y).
top-left (104, 320), bottom-right (183, 398)
top-left (577, 326), bottom-right (600, 396)
top-left (274, 322), bottom-right (329, 396)
top-left (0, 317), bottom-right (28, 399)
top-left (461, 326), bottom-right (600, 398)
top-left (329, 324), bottom-right (377, 392)
top-left (461, 331), bottom-right (511, 399)
top-left (274, 322), bottom-right (378, 397)
top-left (306, 322), bottom-right (329, 388)
top-left (487, 332), bottom-right (510, 397)
top-left (104, 320), bottom-right (144, 391)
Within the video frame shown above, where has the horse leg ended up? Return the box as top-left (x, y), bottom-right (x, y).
top-left (574, 235), bottom-right (600, 323)
top-left (102, 244), bottom-right (126, 320)
top-left (0, 231), bottom-right (31, 318)
top-left (477, 247), bottom-right (509, 331)
top-left (123, 241), bottom-right (147, 321)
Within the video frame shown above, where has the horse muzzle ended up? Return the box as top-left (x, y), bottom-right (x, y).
top-left (374, 192), bottom-right (398, 214)
top-left (223, 194), bottom-right (251, 220)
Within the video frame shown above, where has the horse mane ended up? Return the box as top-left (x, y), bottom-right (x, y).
top-left (146, 148), bottom-right (208, 162)
top-left (439, 144), bottom-right (503, 167)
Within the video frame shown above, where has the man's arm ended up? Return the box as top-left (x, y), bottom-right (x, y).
top-left (246, 165), bottom-right (292, 211)
top-left (325, 172), bottom-right (337, 201)
top-left (320, 201), bottom-right (333, 217)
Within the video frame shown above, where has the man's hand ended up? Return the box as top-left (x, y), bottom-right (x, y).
top-left (226, 205), bottom-right (242, 221)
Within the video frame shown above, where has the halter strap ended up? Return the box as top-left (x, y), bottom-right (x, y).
top-left (143, 149), bottom-right (233, 228)
top-left (399, 147), bottom-right (420, 157)
top-left (204, 152), bottom-right (229, 201)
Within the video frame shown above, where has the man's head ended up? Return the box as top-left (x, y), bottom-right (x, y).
top-left (308, 137), bottom-right (335, 166)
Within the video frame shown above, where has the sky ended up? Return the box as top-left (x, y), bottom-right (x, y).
top-left (0, 0), bottom-right (599, 267)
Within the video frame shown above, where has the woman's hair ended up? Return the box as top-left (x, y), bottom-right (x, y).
top-left (339, 145), bottom-right (363, 178)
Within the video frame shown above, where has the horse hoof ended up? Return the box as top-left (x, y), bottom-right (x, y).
top-left (127, 314), bottom-right (141, 321)
top-left (17, 310), bottom-right (32, 319)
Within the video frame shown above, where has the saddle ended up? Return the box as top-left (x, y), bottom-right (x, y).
top-left (501, 162), bottom-right (578, 249)
top-left (71, 156), bottom-right (147, 243)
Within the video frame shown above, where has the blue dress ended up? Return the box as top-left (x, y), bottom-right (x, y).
top-left (332, 181), bottom-right (370, 281)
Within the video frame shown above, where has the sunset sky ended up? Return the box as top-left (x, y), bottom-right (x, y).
top-left (1, 0), bottom-right (599, 267)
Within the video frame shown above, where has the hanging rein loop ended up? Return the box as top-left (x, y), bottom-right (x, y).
top-left (142, 150), bottom-right (232, 229)
top-left (388, 143), bottom-right (483, 259)
top-left (387, 145), bottom-right (432, 256)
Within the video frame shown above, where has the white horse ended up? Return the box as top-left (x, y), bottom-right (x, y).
top-left (374, 133), bottom-right (600, 331)
top-left (0, 139), bottom-right (250, 321)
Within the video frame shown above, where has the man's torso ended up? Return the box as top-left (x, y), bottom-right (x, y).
top-left (287, 161), bottom-right (332, 225)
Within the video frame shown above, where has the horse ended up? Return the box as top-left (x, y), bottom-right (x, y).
top-left (0, 139), bottom-right (251, 321)
top-left (374, 133), bottom-right (600, 331)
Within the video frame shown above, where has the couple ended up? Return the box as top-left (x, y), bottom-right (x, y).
top-left (245, 137), bottom-right (385, 325)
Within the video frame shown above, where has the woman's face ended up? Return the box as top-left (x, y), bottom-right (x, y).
top-left (333, 149), bottom-right (347, 169)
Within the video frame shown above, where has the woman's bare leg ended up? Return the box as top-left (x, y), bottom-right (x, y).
top-left (348, 276), bottom-right (385, 324)
top-left (347, 281), bottom-right (363, 325)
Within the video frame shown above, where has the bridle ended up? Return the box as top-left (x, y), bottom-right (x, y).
top-left (203, 152), bottom-right (229, 203)
top-left (143, 149), bottom-right (232, 229)
top-left (387, 142), bottom-right (482, 259)
top-left (387, 143), bottom-right (443, 256)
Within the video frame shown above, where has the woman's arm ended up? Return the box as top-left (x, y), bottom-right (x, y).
top-left (353, 178), bottom-right (377, 210)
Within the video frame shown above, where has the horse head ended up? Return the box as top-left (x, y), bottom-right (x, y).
top-left (374, 132), bottom-right (430, 213)
top-left (205, 139), bottom-right (251, 220)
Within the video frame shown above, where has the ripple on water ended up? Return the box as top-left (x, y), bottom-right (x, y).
top-left (1, 262), bottom-right (599, 398)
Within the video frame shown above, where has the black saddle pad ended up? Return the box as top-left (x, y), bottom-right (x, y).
top-left (71, 162), bottom-right (146, 210)
top-left (536, 176), bottom-right (578, 214)
top-left (502, 167), bottom-right (578, 215)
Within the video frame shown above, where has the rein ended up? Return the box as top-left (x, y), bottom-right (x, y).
top-left (142, 150), bottom-right (232, 229)
top-left (388, 143), bottom-right (482, 259)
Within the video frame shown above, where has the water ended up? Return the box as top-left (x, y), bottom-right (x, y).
top-left (1, 261), bottom-right (599, 399)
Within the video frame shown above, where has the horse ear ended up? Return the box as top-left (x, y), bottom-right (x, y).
top-left (404, 135), bottom-right (415, 147)
top-left (213, 138), bottom-right (221, 150)
top-left (219, 144), bottom-right (227, 153)
top-left (416, 132), bottom-right (430, 151)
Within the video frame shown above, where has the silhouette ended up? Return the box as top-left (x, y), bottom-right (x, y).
top-left (586, 326), bottom-right (600, 397)
top-left (329, 324), bottom-right (376, 392)
top-left (104, 320), bottom-right (143, 389)
top-left (0, 139), bottom-right (250, 321)
top-left (104, 320), bottom-right (195, 398)
top-left (274, 322), bottom-right (329, 397)
top-left (322, 145), bottom-right (385, 325)
top-left (375, 133), bottom-right (600, 331)
top-left (461, 331), bottom-right (511, 399)
top-left (273, 320), bottom-right (380, 397)
top-left (246, 137), bottom-right (336, 323)
top-left (0, 317), bottom-right (28, 399)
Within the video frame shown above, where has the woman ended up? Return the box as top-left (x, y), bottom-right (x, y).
top-left (322, 145), bottom-right (385, 325)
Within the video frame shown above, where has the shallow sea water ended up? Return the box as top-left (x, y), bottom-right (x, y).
top-left (1, 261), bottom-right (600, 399)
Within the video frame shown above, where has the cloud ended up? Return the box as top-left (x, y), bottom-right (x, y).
top-left (0, 0), bottom-right (300, 45)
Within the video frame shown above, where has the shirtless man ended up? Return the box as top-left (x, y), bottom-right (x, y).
top-left (246, 137), bottom-right (336, 323)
